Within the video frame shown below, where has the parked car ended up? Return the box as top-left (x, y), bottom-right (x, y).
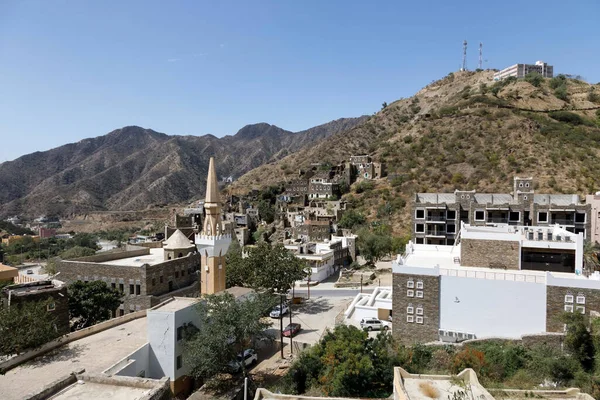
top-left (269, 304), bottom-right (289, 318)
top-left (26, 269), bottom-right (34, 275)
top-left (228, 349), bottom-right (258, 373)
top-left (282, 323), bottom-right (302, 337)
top-left (360, 317), bottom-right (388, 331)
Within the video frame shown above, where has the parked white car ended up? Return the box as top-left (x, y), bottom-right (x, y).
top-left (228, 349), bottom-right (258, 373)
top-left (269, 304), bottom-right (289, 318)
top-left (360, 317), bottom-right (389, 331)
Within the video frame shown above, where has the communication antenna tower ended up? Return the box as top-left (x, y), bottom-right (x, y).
top-left (461, 40), bottom-right (467, 71)
top-left (478, 42), bottom-right (483, 69)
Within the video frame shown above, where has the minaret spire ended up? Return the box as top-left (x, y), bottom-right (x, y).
top-left (202, 157), bottom-right (224, 236)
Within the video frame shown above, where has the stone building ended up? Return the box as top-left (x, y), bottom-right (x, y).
top-left (1, 280), bottom-right (70, 335)
top-left (349, 154), bottom-right (384, 180)
top-left (392, 223), bottom-right (600, 345)
top-left (412, 177), bottom-right (590, 245)
top-left (57, 244), bottom-right (201, 315)
top-left (296, 219), bottom-right (331, 242)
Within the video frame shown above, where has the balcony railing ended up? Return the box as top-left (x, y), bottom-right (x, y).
top-left (426, 230), bottom-right (447, 236)
top-left (426, 216), bottom-right (446, 221)
top-left (486, 217), bottom-right (508, 223)
top-left (552, 218), bottom-right (575, 225)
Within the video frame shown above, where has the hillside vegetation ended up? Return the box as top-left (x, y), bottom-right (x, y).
top-left (233, 70), bottom-right (600, 234)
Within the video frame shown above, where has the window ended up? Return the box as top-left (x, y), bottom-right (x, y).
top-left (119, 309), bottom-right (125, 317)
top-left (160, 276), bottom-right (164, 284)
top-left (565, 295), bottom-right (574, 303)
top-left (176, 355), bottom-right (183, 370)
top-left (447, 210), bottom-right (456, 220)
top-left (576, 295), bottom-right (586, 304)
top-left (447, 224), bottom-right (456, 234)
top-left (416, 281), bottom-right (423, 289)
top-left (406, 306), bottom-right (414, 314)
top-left (47, 302), bottom-right (56, 311)
top-left (136, 285), bottom-right (141, 295)
top-left (416, 291), bottom-right (423, 298)
top-left (177, 326), bottom-right (184, 341)
top-left (407, 315), bottom-right (414, 323)
top-left (407, 290), bottom-right (414, 297)
top-left (175, 271), bottom-right (179, 279)
top-left (415, 224), bottom-right (425, 233)
top-left (407, 280), bottom-right (415, 288)
top-left (538, 212), bottom-right (548, 223)
top-left (576, 213), bottom-right (586, 223)
top-left (181, 269), bottom-right (185, 277)
top-left (119, 283), bottom-right (124, 292)
top-left (576, 306), bottom-right (586, 314)
top-left (416, 307), bottom-right (423, 315)
top-left (415, 238), bottom-right (424, 244)
top-left (415, 209), bottom-right (425, 219)
top-left (416, 316), bottom-right (424, 324)
top-left (129, 284), bottom-right (135, 295)
top-left (152, 278), bottom-right (156, 286)
top-left (519, 182), bottom-right (523, 188)
top-left (474, 210), bottom-right (485, 221)
top-left (565, 304), bottom-right (574, 312)
top-left (111, 282), bottom-right (116, 290)
top-left (509, 212), bottom-right (520, 222)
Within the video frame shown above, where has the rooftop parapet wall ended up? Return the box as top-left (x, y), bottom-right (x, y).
top-left (64, 246), bottom-right (150, 263)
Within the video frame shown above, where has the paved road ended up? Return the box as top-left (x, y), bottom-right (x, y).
top-left (292, 287), bottom-right (372, 298)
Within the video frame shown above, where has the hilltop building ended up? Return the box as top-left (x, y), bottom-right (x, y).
top-left (392, 222), bottom-right (600, 344)
top-left (493, 61), bottom-right (553, 80)
top-left (412, 177), bottom-right (590, 245)
top-left (349, 155), bottom-right (385, 180)
top-left (585, 193), bottom-right (600, 245)
top-left (195, 157), bottom-right (232, 295)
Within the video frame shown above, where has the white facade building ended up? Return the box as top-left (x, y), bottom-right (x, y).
top-left (493, 61), bottom-right (554, 81)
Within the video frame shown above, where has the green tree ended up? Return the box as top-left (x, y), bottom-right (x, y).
top-left (246, 242), bottom-right (309, 293)
top-left (225, 239), bottom-right (249, 288)
top-left (338, 210), bottom-right (366, 230)
top-left (562, 312), bottom-right (595, 372)
top-left (258, 200), bottom-right (276, 224)
top-left (68, 281), bottom-right (123, 330)
top-left (0, 298), bottom-right (62, 356)
top-left (524, 72), bottom-right (543, 87)
top-left (357, 227), bottom-right (392, 265)
top-left (59, 246), bottom-right (96, 260)
top-left (183, 292), bottom-right (277, 378)
top-left (381, 102), bottom-right (388, 110)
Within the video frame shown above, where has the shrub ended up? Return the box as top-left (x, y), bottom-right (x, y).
top-left (588, 88), bottom-right (600, 103)
top-left (555, 85), bottom-right (569, 101)
top-left (549, 74), bottom-right (567, 89)
top-left (452, 347), bottom-right (487, 375)
top-left (524, 72), bottom-right (544, 87)
top-left (549, 111), bottom-right (585, 125)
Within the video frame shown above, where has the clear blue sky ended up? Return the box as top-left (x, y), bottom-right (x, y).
top-left (1, 0), bottom-right (598, 162)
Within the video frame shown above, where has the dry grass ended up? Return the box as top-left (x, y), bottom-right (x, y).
top-left (419, 381), bottom-right (440, 399)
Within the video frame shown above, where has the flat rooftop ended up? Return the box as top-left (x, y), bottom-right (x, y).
top-left (152, 296), bottom-right (199, 312)
top-left (100, 248), bottom-right (166, 267)
top-left (49, 381), bottom-right (151, 400)
top-left (0, 317), bottom-right (148, 400)
top-left (401, 376), bottom-right (493, 400)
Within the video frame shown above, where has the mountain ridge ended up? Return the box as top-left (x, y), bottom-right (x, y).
top-left (0, 117), bottom-right (367, 217)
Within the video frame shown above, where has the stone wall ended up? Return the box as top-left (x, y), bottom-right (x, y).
top-left (461, 239), bottom-right (520, 269)
top-left (546, 285), bottom-right (600, 332)
top-left (392, 272), bottom-right (440, 344)
top-left (6, 284), bottom-right (70, 335)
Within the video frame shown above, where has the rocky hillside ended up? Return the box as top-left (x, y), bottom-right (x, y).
top-left (0, 117), bottom-right (366, 217)
top-left (233, 70), bottom-right (600, 234)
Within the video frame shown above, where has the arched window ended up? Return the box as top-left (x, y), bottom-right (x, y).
top-left (178, 252), bottom-right (183, 258)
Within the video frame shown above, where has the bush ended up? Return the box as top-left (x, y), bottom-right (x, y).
top-left (549, 75), bottom-right (567, 89)
top-left (555, 85), bottom-right (569, 101)
top-left (549, 111), bottom-right (585, 125)
top-left (524, 72), bottom-right (544, 87)
top-left (452, 347), bottom-right (487, 375)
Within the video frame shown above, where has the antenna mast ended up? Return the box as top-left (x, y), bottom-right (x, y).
top-left (478, 42), bottom-right (483, 69)
top-left (461, 40), bottom-right (467, 71)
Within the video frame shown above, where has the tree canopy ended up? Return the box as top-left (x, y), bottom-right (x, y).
top-left (357, 226), bottom-right (393, 264)
top-left (0, 298), bottom-right (61, 356)
top-left (337, 210), bottom-right (366, 230)
top-left (68, 280), bottom-right (123, 330)
top-left (183, 291), bottom-right (277, 378)
top-left (226, 242), bottom-right (309, 293)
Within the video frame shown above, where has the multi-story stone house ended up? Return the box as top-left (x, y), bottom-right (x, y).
top-left (393, 222), bottom-right (598, 344)
top-left (412, 177), bottom-right (590, 245)
top-left (349, 155), bottom-right (385, 180)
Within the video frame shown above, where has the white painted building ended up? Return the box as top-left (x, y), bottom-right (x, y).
top-left (286, 242), bottom-right (336, 282)
top-left (392, 223), bottom-right (600, 343)
top-left (345, 286), bottom-right (393, 322)
top-left (493, 61), bottom-right (554, 81)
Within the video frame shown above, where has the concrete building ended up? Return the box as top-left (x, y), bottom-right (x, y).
top-left (392, 222), bottom-right (600, 344)
top-left (349, 154), bottom-right (385, 180)
top-left (0, 263), bottom-right (18, 282)
top-left (493, 61), bottom-right (554, 80)
top-left (57, 243), bottom-right (201, 315)
top-left (413, 177), bottom-right (590, 245)
top-left (195, 157), bottom-right (232, 295)
top-left (1, 280), bottom-right (70, 335)
top-left (296, 219), bottom-right (331, 242)
top-left (285, 237), bottom-right (352, 282)
top-left (345, 286), bottom-right (393, 323)
top-left (585, 193), bottom-right (600, 245)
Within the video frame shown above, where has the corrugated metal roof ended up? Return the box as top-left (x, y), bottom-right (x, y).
top-left (533, 194), bottom-right (581, 206)
top-left (473, 194), bottom-right (514, 204)
top-left (416, 193), bottom-right (455, 203)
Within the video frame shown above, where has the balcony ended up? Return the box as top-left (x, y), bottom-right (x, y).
top-left (426, 215), bottom-right (446, 222)
top-left (552, 218), bottom-right (575, 225)
top-left (486, 217), bottom-right (508, 224)
top-left (426, 230), bottom-right (447, 237)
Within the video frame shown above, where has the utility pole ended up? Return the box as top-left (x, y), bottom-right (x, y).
top-left (289, 293), bottom-right (293, 355)
top-left (461, 40), bottom-right (467, 71)
top-left (279, 294), bottom-right (284, 359)
top-left (478, 42), bottom-right (483, 70)
top-left (360, 274), bottom-right (363, 293)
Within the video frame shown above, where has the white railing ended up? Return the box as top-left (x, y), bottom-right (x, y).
top-left (439, 267), bottom-right (546, 284)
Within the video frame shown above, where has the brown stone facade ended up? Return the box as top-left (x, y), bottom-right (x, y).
top-left (460, 239), bottom-right (520, 269)
top-left (57, 252), bottom-right (201, 315)
top-left (546, 285), bottom-right (600, 332)
top-left (392, 272), bottom-right (440, 344)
